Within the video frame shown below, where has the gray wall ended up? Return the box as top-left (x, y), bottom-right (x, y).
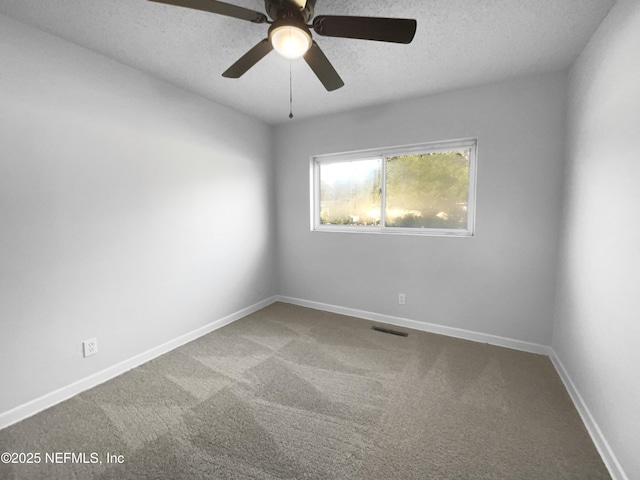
top-left (0, 15), bottom-right (276, 414)
top-left (553, 0), bottom-right (640, 478)
top-left (274, 72), bottom-right (567, 346)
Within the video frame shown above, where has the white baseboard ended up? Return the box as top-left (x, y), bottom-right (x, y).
top-left (0, 296), bottom-right (278, 430)
top-left (276, 295), bottom-right (551, 356)
top-left (549, 352), bottom-right (629, 480)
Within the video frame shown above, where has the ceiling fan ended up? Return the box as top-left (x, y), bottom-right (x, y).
top-left (148, 0), bottom-right (417, 91)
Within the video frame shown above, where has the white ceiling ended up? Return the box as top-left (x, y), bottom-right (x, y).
top-left (0, 0), bottom-right (614, 124)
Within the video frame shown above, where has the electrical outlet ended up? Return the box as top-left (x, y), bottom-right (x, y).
top-left (83, 338), bottom-right (98, 357)
top-left (398, 293), bottom-right (406, 305)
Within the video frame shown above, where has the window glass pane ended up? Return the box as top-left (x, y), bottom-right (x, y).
top-left (385, 150), bottom-right (470, 229)
top-left (319, 159), bottom-right (381, 226)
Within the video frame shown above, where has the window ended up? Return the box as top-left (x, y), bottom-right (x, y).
top-left (311, 139), bottom-right (477, 236)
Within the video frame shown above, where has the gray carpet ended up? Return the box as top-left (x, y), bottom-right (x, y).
top-left (0, 303), bottom-right (610, 479)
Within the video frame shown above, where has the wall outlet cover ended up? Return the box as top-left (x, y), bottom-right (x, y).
top-left (83, 338), bottom-right (98, 357)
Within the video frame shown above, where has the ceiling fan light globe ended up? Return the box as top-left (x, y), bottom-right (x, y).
top-left (270, 25), bottom-right (312, 60)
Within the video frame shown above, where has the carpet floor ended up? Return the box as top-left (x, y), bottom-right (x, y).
top-left (0, 302), bottom-right (610, 479)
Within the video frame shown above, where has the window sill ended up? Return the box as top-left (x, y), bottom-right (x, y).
top-left (312, 225), bottom-right (474, 237)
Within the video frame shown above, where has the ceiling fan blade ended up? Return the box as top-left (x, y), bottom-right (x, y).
top-left (222, 39), bottom-right (273, 78)
top-left (303, 41), bottom-right (344, 91)
top-left (313, 16), bottom-right (417, 44)
top-left (148, 0), bottom-right (267, 23)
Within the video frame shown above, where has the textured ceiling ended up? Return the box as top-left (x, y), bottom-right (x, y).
top-left (0, 0), bottom-right (614, 124)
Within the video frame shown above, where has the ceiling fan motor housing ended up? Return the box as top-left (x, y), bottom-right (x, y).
top-left (265, 0), bottom-right (316, 23)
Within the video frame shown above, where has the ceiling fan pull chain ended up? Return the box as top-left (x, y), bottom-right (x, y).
top-left (289, 60), bottom-right (294, 119)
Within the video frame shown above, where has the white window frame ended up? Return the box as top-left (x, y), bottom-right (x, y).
top-left (310, 139), bottom-right (478, 237)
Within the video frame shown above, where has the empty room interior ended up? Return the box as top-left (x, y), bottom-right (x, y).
top-left (0, 0), bottom-right (638, 479)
